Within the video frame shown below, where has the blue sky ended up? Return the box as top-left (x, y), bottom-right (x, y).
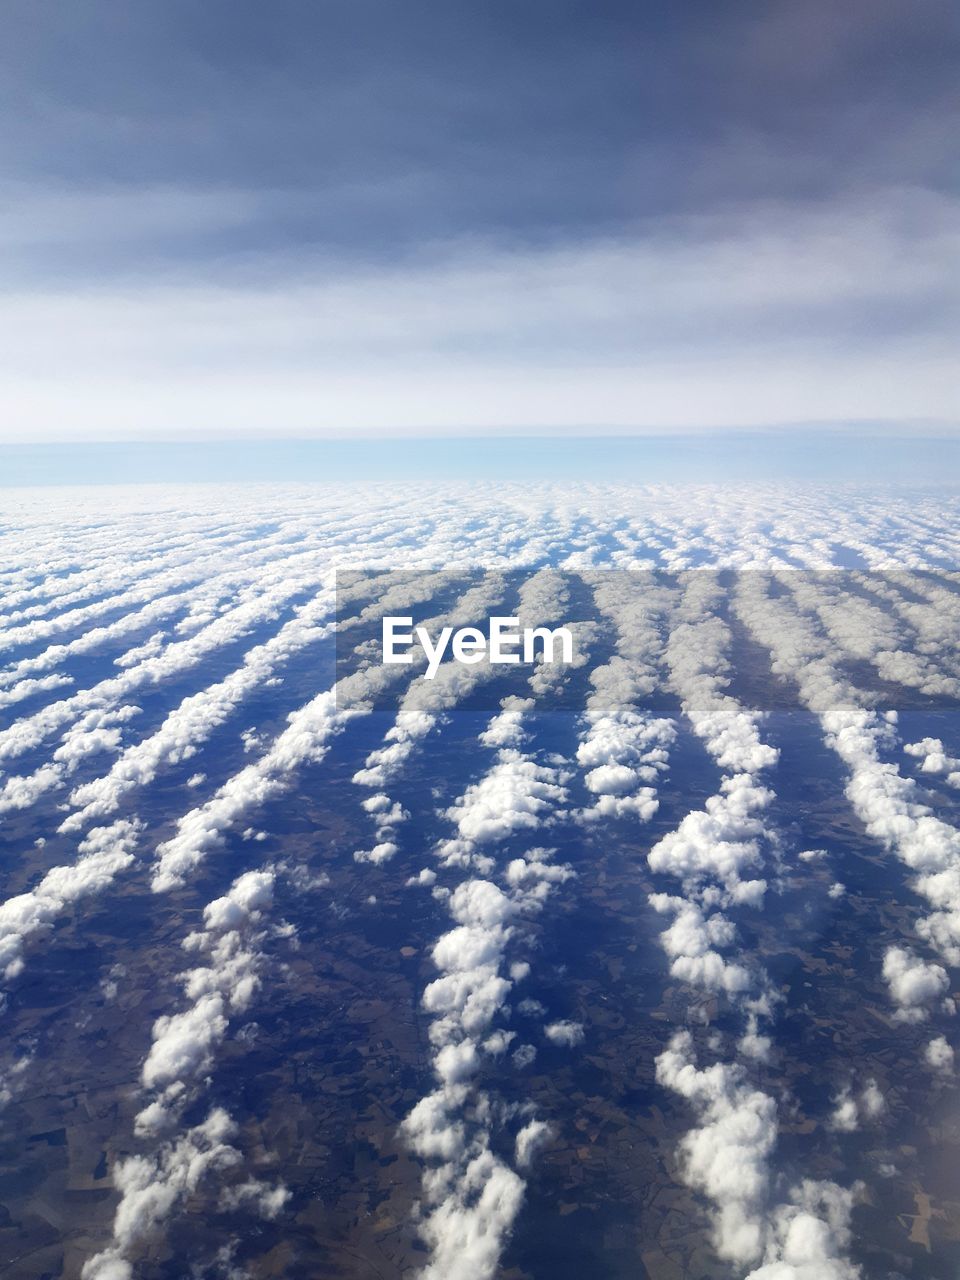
top-left (4, 433), bottom-right (960, 487)
top-left (0, 0), bottom-right (957, 442)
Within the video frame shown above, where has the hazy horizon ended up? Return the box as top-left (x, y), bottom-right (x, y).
top-left (3, 430), bottom-right (960, 487)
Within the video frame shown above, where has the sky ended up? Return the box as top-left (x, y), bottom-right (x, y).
top-left (0, 0), bottom-right (957, 443)
top-left (4, 434), bottom-right (960, 488)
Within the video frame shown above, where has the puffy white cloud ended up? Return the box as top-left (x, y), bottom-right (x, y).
top-left (0, 672), bottom-right (74, 708)
top-left (798, 849), bottom-right (827, 863)
top-left (362, 793), bottom-right (408, 826)
top-left (584, 762), bottom-right (639, 795)
top-left (443, 752), bottom-right (567, 848)
top-left (575, 706), bottom-right (673, 821)
top-left (403, 1090), bottom-right (468, 1163)
top-left (657, 1033), bottom-right (858, 1275)
top-left (435, 1040), bottom-right (481, 1085)
top-left (650, 896), bottom-right (752, 996)
top-left (479, 697), bottom-right (534, 750)
top-left (656, 1031), bottom-right (778, 1266)
top-left (544, 1020), bottom-right (584, 1048)
top-left (81, 1108), bottom-right (286, 1280)
top-left (904, 737), bottom-right (960, 789)
top-left (415, 1148), bottom-right (526, 1280)
top-left (407, 867), bottom-right (438, 888)
top-left (882, 947), bottom-right (949, 1021)
top-left (0, 763), bottom-right (63, 812)
top-left (512, 1043), bottom-right (536, 1070)
top-left (648, 777), bottom-right (774, 897)
top-left (141, 993), bottom-right (228, 1096)
top-left (860, 1079), bottom-right (885, 1120)
top-left (504, 848), bottom-right (575, 898)
top-left (744, 1180), bottom-right (860, 1280)
top-left (483, 1029), bottom-right (515, 1057)
top-left (828, 1079), bottom-right (884, 1132)
top-left (925, 1035), bottom-right (955, 1074)
top-left (217, 1178), bottom-right (291, 1219)
top-left (514, 1119), bottom-right (552, 1170)
top-left (353, 841), bottom-right (398, 865)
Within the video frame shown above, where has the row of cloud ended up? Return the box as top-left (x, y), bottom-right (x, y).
top-left (586, 570), bottom-right (866, 1277)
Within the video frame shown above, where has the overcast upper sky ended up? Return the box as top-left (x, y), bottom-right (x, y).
top-left (1, 0), bottom-right (957, 439)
